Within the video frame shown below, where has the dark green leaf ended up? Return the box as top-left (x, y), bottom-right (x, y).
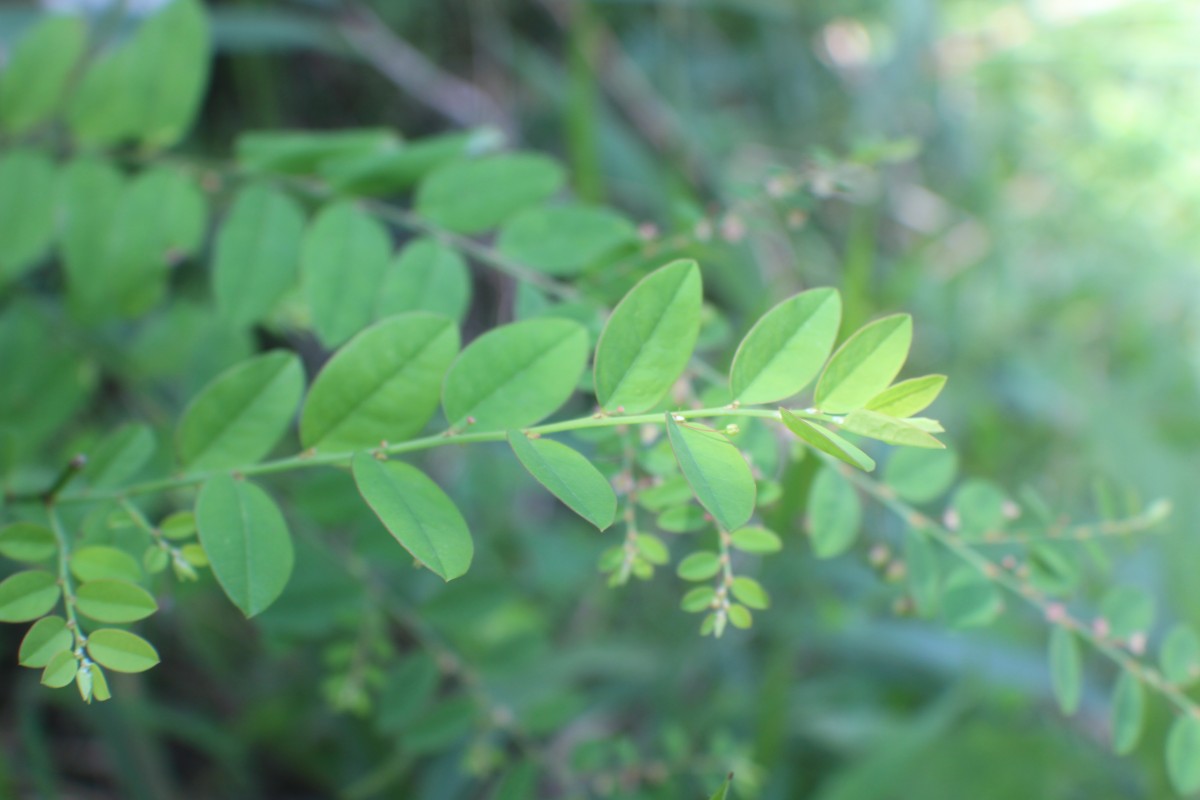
top-left (212, 183), bottom-right (306, 327)
top-left (237, 128), bottom-right (399, 175)
top-left (497, 204), bottom-right (637, 277)
top-left (815, 314), bottom-right (913, 413)
top-left (302, 201), bottom-right (393, 347)
top-left (300, 314), bottom-right (459, 451)
top-left (127, 0), bottom-right (212, 149)
top-left (508, 432), bottom-right (617, 530)
top-left (729, 288), bottom-right (841, 405)
top-left (377, 238), bottom-right (472, 323)
top-left (176, 351), bottom-right (304, 470)
top-left (0, 15), bottom-right (87, 135)
top-left (666, 416), bottom-right (756, 532)
top-left (0, 149), bottom-right (57, 285)
top-left (806, 467), bottom-right (861, 558)
top-left (86, 628), bottom-right (160, 673)
top-left (442, 318), bottom-right (589, 431)
top-left (84, 424), bottom-right (156, 490)
top-left (195, 475), bottom-right (295, 617)
top-left (352, 454), bottom-right (473, 581)
top-left (594, 260), bottom-right (702, 414)
top-left (415, 153), bottom-right (565, 233)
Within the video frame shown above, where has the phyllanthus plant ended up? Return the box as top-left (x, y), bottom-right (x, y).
top-left (0, 1), bottom-right (1196, 792)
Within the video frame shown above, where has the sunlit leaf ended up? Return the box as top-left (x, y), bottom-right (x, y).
top-left (865, 374), bottom-right (946, 418)
top-left (841, 408), bottom-right (944, 449)
top-left (729, 288), bottom-right (841, 405)
top-left (780, 409), bottom-right (875, 472)
top-left (815, 314), bottom-right (912, 413)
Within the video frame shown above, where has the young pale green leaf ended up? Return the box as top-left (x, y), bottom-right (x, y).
top-left (59, 158), bottom-right (123, 319)
top-left (905, 527), bottom-right (940, 617)
top-left (884, 447), bottom-right (958, 504)
top-left (0, 523), bottom-right (58, 563)
top-left (729, 527), bottom-right (782, 554)
top-left (815, 314), bottom-right (913, 413)
top-left (90, 664), bottom-right (111, 702)
top-left (236, 128), bottom-right (399, 175)
top-left (75, 579), bottom-right (157, 624)
top-left (677, 552), bottom-right (721, 581)
top-left (0, 15), bottom-right (87, 135)
top-left (42, 650), bottom-right (78, 689)
top-left (442, 318), bottom-right (588, 431)
top-left (729, 288), bottom-right (842, 405)
top-left (1161, 624), bottom-right (1200, 685)
top-left (377, 238), bottom-right (472, 324)
top-left (508, 433), bottom-right (617, 530)
top-left (415, 153), bottom-right (565, 234)
top-left (86, 628), bottom-right (161, 674)
top-left (681, 586), bottom-right (716, 612)
top-left (196, 475), bottom-right (295, 617)
top-left (0, 570), bottom-right (60, 622)
top-left (1168, 716), bottom-right (1200, 794)
top-left (841, 409), bottom-right (945, 449)
top-left (302, 200), bottom-right (393, 347)
top-left (127, 0), bottom-right (212, 149)
top-left (731, 577), bottom-right (769, 609)
top-left (727, 604), bottom-right (753, 629)
top-left (19, 616), bottom-right (73, 667)
top-left (352, 454), bottom-right (473, 581)
top-left (1099, 586), bottom-right (1154, 640)
top-left (1110, 671), bottom-right (1143, 755)
top-left (594, 260), bottom-right (702, 414)
top-left (176, 351), bottom-right (303, 470)
top-left (865, 374), bottom-right (946, 418)
top-left (1049, 627), bottom-right (1082, 714)
top-left (71, 547), bottom-right (142, 584)
top-left (666, 416), bottom-right (756, 532)
top-left (497, 205), bottom-right (638, 277)
top-left (806, 467), bottom-right (861, 558)
top-left (941, 568), bottom-right (1002, 628)
top-left (780, 409), bottom-right (875, 472)
top-left (212, 183), bottom-right (306, 327)
top-left (301, 314), bottom-right (459, 450)
top-left (0, 149), bottom-right (57, 285)
top-left (84, 424), bottom-right (156, 490)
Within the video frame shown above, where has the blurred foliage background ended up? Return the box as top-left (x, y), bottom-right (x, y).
top-left (2, 0), bottom-right (1199, 797)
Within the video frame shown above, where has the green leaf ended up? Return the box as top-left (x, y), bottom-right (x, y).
top-left (865, 374), bottom-right (947, 418)
top-left (237, 128), bottom-right (399, 175)
top-left (806, 467), bottom-right (861, 558)
top-left (67, 46), bottom-right (138, 146)
top-left (352, 455), bottom-right (473, 581)
top-left (781, 410), bottom-right (875, 472)
top-left (727, 604), bottom-right (753, 629)
top-left (666, 416), bottom-right (756, 532)
top-left (637, 476), bottom-right (694, 512)
top-left (594, 260), bottom-right (702, 414)
top-left (90, 664), bottom-right (111, 702)
top-left (160, 511), bottom-right (196, 542)
top-left (212, 183), bottom-right (307, 327)
top-left (19, 616), bottom-right (73, 668)
top-left (729, 288), bottom-right (842, 405)
top-left (442, 318), bottom-right (589, 431)
top-left (950, 479), bottom-right (1009, 538)
top-left (70, 547), bottom-right (142, 584)
top-left (58, 157), bottom-right (123, 319)
top-left (729, 527), bottom-right (782, 554)
top-left (905, 527), bottom-right (940, 617)
top-left (731, 576), bottom-right (769, 609)
top-left (508, 433), bottom-right (617, 530)
top-left (677, 552), bottom-right (721, 581)
top-left (1049, 627), bottom-right (1082, 714)
top-left (321, 131), bottom-right (481, 195)
top-left (681, 586), bottom-right (716, 612)
top-left (709, 773), bottom-right (733, 800)
top-left (377, 238), bottom-right (472, 324)
top-left (815, 314), bottom-right (913, 413)
top-left (1167, 716), bottom-right (1200, 794)
top-left (1099, 586), bottom-right (1154, 640)
top-left (300, 314), bottom-right (459, 451)
top-left (496, 205), bottom-right (637, 277)
top-left (656, 505), bottom-right (708, 533)
top-left (883, 447), bottom-right (958, 504)
top-left (415, 153), bottom-right (565, 234)
top-left (176, 351), bottom-right (304, 470)
top-left (0, 149), bottom-right (57, 285)
top-left (196, 475), bottom-right (294, 617)
top-left (41, 650), bottom-right (78, 689)
top-left (0, 523), bottom-right (58, 563)
top-left (75, 579), bottom-right (157, 623)
top-left (841, 409), bottom-right (944, 449)
top-left (941, 568), bottom-right (1002, 628)
top-left (0, 570), bottom-right (60, 622)
top-left (0, 15), bottom-right (87, 135)
top-left (376, 652), bottom-right (439, 732)
top-left (86, 628), bottom-right (160, 674)
top-left (1161, 624), bottom-right (1200, 685)
top-left (635, 534), bottom-right (670, 565)
top-left (1110, 671), bottom-right (1143, 755)
top-left (302, 200), bottom-right (393, 347)
top-left (84, 424), bottom-right (156, 490)
top-left (131, 0), bottom-right (211, 148)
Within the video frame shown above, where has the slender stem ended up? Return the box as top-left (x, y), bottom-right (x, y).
top-left (830, 457), bottom-right (1198, 718)
top-left (53, 406), bottom-right (806, 505)
top-left (46, 504), bottom-right (85, 650)
top-left (962, 500), bottom-right (1171, 545)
